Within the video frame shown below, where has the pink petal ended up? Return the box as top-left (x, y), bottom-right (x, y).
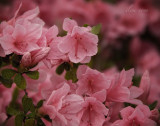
top-left (68, 41), bottom-right (87, 63)
top-left (0, 35), bottom-right (14, 54)
top-left (80, 32), bottom-right (98, 56)
top-left (46, 83), bottom-right (70, 111)
top-left (80, 56), bottom-right (91, 63)
top-left (76, 65), bottom-right (88, 79)
top-left (92, 90), bottom-right (107, 102)
top-left (63, 18), bottom-right (78, 34)
top-left (139, 71), bottom-right (151, 100)
top-left (46, 25), bottom-right (58, 43)
top-left (107, 87), bottom-right (130, 102)
top-left (21, 52), bottom-right (32, 67)
top-left (120, 106), bottom-right (134, 119)
top-left (58, 36), bottom-right (75, 53)
top-left (25, 23), bottom-right (42, 41)
top-left (32, 47), bottom-right (50, 65)
top-left (12, 24), bottom-right (26, 42)
top-left (129, 86), bottom-right (144, 99)
top-left (20, 7), bottom-right (40, 20)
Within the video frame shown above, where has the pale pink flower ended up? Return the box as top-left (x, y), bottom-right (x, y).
top-left (58, 18), bottom-right (98, 63)
top-left (76, 65), bottom-right (110, 99)
top-left (105, 68), bottom-right (143, 104)
top-left (112, 104), bottom-right (157, 126)
top-left (106, 69), bottom-right (134, 102)
top-left (41, 83), bottom-right (84, 126)
top-left (21, 47), bottom-right (50, 68)
top-left (44, 37), bottom-right (69, 68)
top-left (0, 7), bottom-right (44, 55)
top-left (80, 97), bottom-right (109, 126)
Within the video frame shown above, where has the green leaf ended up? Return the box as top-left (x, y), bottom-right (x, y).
top-left (103, 0), bottom-right (116, 4)
top-left (124, 102), bottom-right (136, 108)
top-left (1, 69), bottom-right (17, 79)
top-left (83, 24), bottom-right (89, 27)
top-left (22, 95), bottom-right (35, 113)
top-left (15, 113), bottom-right (24, 126)
top-left (56, 63), bottom-right (65, 75)
top-left (91, 24), bottom-right (101, 35)
top-left (24, 118), bottom-right (35, 126)
top-left (132, 75), bottom-right (141, 87)
top-left (37, 100), bottom-right (44, 108)
top-left (149, 101), bottom-right (158, 110)
top-left (26, 112), bottom-right (36, 118)
top-left (25, 71), bottom-right (39, 80)
top-left (65, 66), bottom-right (78, 83)
top-left (11, 88), bottom-right (19, 104)
top-left (14, 74), bottom-right (26, 89)
top-left (0, 76), bottom-right (13, 88)
top-left (7, 106), bottom-right (19, 115)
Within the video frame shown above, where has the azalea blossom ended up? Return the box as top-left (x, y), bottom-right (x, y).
top-left (112, 104), bottom-right (157, 126)
top-left (58, 18), bottom-right (98, 63)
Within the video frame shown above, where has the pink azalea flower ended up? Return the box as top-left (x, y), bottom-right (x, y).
top-left (105, 68), bottom-right (143, 104)
top-left (76, 65), bottom-right (110, 99)
top-left (21, 47), bottom-right (50, 68)
top-left (106, 69), bottom-right (134, 102)
top-left (80, 97), bottom-right (109, 126)
top-left (44, 37), bottom-right (69, 68)
top-left (112, 104), bottom-right (157, 126)
top-left (41, 83), bottom-right (84, 126)
top-left (58, 18), bottom-right (98, 63)
top-left (0, 7), bottom-right (44, 55)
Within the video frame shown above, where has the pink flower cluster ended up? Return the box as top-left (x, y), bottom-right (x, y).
top-left (0, 6), bottom-right (98, 68)
top-left (0, 1), bottom-right (160, 126)
top-left (35, 65), bottom-right (158, 126)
